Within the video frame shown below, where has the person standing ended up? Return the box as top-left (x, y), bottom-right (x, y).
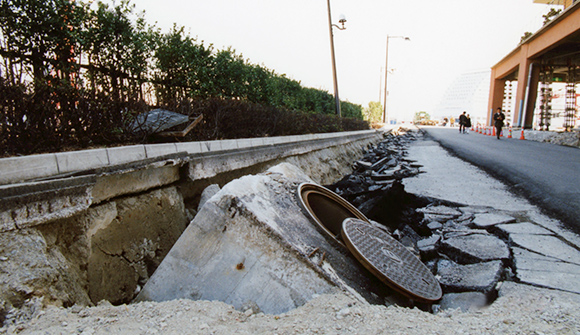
top-left (465, 114), bottom-right (472, 134)
top-left (493, 108), bottom-right (505, 139)
top-left (459, 111), bottom-right (467, 133)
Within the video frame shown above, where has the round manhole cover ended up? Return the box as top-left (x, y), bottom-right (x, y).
top-left (341, 218), bottom-right (442, 303)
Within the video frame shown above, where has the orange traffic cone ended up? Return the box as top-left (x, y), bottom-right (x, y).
top-left (507, 126), bottom-right (512, 138)
top-left (492, 127), bottom-right (496, 137)
top-left (519, 128), bottom-right (525, 140)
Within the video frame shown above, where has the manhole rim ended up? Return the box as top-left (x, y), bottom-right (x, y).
top-left (297, 182), bottom-right (370, 245)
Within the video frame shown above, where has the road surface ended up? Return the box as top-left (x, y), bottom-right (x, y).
top-left (419, 126), bottom-right (580, 233)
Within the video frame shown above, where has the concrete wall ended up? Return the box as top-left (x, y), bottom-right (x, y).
top-left (0, 130), bottom-right (384, 310)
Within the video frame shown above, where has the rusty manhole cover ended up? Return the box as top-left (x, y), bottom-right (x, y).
top-left (298, 183), bottom-right (370, 245)
top-left (342, 218), bottom-right (442, 303)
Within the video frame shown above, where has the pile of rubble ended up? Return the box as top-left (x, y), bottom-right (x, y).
top-left (327, 129), bottom-right (515, 311)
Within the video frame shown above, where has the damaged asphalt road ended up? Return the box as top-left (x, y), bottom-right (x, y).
top-left (418, 126), bottom-right (580, 234)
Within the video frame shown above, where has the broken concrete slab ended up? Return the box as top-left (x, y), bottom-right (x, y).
top-left (471, 213), bottom-right (516, 228)
top-left (517, 268), bottom-right (580, 295)
top-left (509, 234), bottom-right (580, 265)
top-left (136, 163), bottom-right (392, 314)
top-left (417, 205), bottom-right (463, 217)
top-left (495, 222), bottom-right (554, 236)
top-left (512, 247), bottom-right (580, 294)
top-left (440, 233), bottom-right (510, 264)
top-left (437, 259), bottom-right (503, 293)
top-left (417, 234), bottom-right (441, 260)
top-left (0, 176), bottom-right (95, 233)
top-left (497, 281), bottom-right (580, 306)
top-left (438, 292), bottom-right (487, 312)
top-left (427, 221), bottom-right (443, 231)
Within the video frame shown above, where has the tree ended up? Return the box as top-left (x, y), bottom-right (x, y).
top-left (413, 111), bottom-right (430, 123)
top-left (153, 24), bottom-right (213, 104)
top-left (363, 101), bottom-right (383, 123)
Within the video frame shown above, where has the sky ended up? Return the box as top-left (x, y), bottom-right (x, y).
top-left (108, 0), bottom-right (556, 120)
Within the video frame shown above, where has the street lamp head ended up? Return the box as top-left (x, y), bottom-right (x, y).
top-left (404, 37), bottom-right (411, 41)
top-left (338, 14), bottom-right (347, 29)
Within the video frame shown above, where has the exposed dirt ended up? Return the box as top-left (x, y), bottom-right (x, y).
top-left (2, 282), bottom-right (579, 334)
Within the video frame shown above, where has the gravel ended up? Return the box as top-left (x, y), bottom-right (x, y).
top-left (3, 282), bottom-right (579, 334)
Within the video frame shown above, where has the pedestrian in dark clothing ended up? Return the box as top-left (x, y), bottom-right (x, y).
top-left (459, 111), bottom-right (467, 133)
top-left (465, 114), bottom-right (472, 133)
top-left (493, 108), bottom-right (505, 139)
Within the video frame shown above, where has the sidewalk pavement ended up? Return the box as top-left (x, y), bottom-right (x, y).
top-left (402, 129), bottom-right (580, 296)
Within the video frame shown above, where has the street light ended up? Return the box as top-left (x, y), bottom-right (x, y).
top-left (383, 35), bottom-right (410, 124)
top-left (326, 0), bottom-right (346, 117)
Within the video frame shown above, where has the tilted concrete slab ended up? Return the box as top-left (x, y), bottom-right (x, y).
top-left (136, 163), bottom-right (391, 314)
top-left (509, 233), bottom-right (580, 265)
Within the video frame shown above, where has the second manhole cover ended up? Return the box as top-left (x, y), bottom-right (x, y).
top-left (342, 218), bottom-right (442, 303)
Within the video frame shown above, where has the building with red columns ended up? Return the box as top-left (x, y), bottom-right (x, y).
top-left (488, 1), bottom-right (580, 130)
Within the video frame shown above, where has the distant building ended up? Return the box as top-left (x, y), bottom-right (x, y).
top-left (432, 70), bottom-right (491, 126)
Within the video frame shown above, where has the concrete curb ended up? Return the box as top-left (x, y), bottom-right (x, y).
top-left (0, 130), bottom-right (379, 186)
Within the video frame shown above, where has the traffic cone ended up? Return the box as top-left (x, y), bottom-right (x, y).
top-left (492, 127), bottom-right (496, 137)
top-left (507, 126), bottom-right (512, 138)
top-left (519, 128), bottom-right (525, 140)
